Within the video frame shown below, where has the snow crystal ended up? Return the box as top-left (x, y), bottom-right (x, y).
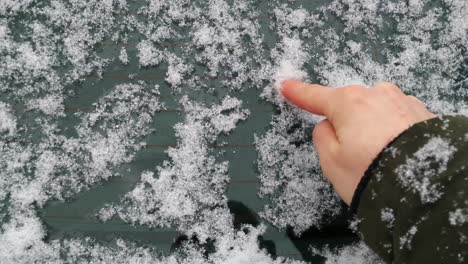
top-left (119, 47), bottom-right (129, 65)
top-left (396, 137), bottom-right (457, 204)
top-left (0, 212), bottom-right (45, 260)
top-left (193, 24), bottom-right (215, 46)
top-left (0, 0), bottom-right (34, 15)
top-left (256, 110), bottom-right (341, 234)
top-left (99, 97), bottom-right (249, 241)
top-left (26, 95), bottom-right (65, 117)
top-left (0, 102), bottom-right (16, 136)
top-left (314, 242), bottom-right (383, 264)
top-left (381, 208), bottom-right (395, 229)
top-left (0, 210), bottom-right (57, 264)
top-left (187, 0), bottom-right (266, 89)
top-left (207, 225), bottom-right (304, 264)
top-left (75, 83), bottom-right (162, 183)
top-left (256, 6), bottom-right (345, 236)
top-left (268, 36), bottom-right (309, 103)
top-left (449, 209), bottom-right (468, 226)
top-left (2, 0), bottom-right (468, 263)
top-left (1, 83), bottom-right (161, 208)
top-left (273, 51), bottom-right (307, 91)
top-left (165, 54), bottom-right (193, 89)
top-left (287, 9), bottom-right (309, 28)
top-left (137, 40), bottom-right (164, 67)
top-left (314, 0), bottom-right (468, 113)
top-left (399, 226), bottom-right (418, 250)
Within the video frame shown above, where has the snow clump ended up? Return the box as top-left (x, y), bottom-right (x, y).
top-left (396, 137), bottom-right (457, 204)
top-left (313, 242), bottom-right (384, 264)
top-left (98, 97), bottom-right (250, 241)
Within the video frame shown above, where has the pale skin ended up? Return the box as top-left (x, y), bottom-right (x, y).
top-left (280, 80), bottom-right (437, 205)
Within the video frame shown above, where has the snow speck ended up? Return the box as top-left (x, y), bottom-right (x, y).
top-left (165, 54), bottom-right (192, 89)
top-left (449, 209), bottom-right (468, 226)
top-left (399, 226), bottom-right (418, 250)
top-left (26, 95), bottom-right (64, 117)
top-left (0, 102), bottom-right (16, 136)
top-left (313, 242), bottom-right (384, 264)
top-left (119, 47), bottom-right (129, 65)
top-left (137, 40), bottom-right (164, 67)
top-left (396, 137), bottom-right (457, 204)
top-left (381, 207), bottom-right (395, 229)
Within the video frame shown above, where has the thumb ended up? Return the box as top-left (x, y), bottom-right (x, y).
top-left (313, 120), bottom-right (354, 205)
top-left (312, 119), bottom-right (339, 159)
top-left (313, 120), bottom-right (340, 187)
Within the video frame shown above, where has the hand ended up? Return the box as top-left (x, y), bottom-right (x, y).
top-left (281, 81), bottom-right (437, 205)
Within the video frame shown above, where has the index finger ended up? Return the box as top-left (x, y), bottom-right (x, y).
top-left (281, 80), bottom-right (335, 117)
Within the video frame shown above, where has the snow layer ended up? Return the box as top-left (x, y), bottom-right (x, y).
top-left (1, 0), bottom-right (468, 263)
top-left (317, 242), bottom-right (384, 264)
top-left (256, 110), bottom-right (341, 234)
top-left (0, 103), bottom-right (16, 136)
top-left (99, 97), bottom-right (249, 241)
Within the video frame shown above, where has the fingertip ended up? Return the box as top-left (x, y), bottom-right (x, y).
top-left (281, 80), bottom-right (302, 91)
top-left (280, 80), bottom-right (304, 99)
top-left (279, 81), bottom-right (333, 116)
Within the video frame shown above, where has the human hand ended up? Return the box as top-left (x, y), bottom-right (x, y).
top-left (281, 81), bottom-right (437, 205)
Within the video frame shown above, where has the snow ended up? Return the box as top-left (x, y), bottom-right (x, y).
top-left (380, 208), bottom-right (395, 229)
top-left (26, 95), bottom-right (65, 117)
top-left (395, 137), bottom-right (457, 204)
top-left (165, 54), bottom-right (192, 89)
top-left (0, 103), bottom-right (16, 136)
top-left (255, 110), bottom-right (341, 234)
top-left (0, 82), bottom-right (162, 209)
top-left (399, 226), bottom-right (418, 250)
top-left (119, 47), bottom-right (129, 65)
top-left (206, 225), bottom-right (303, 264)
top-left (314, 242), bottom-right (384, 264)
top-left (1, 0), bottom-right (467, 263)
top-left (98, 97), bottom-right (249, 241)
top-left (272, 37), bottom-right (309, 97)
top-left (315, 0), bottom-right (468, 113)
top-left (137, 40), bottom-right (164, 67)
top-left (0, 0), bottom-right (34, 15)
top-left (449, 209), bottom-right (468, 226)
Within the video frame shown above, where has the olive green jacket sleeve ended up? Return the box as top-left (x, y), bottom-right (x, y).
top-left (351, 116), bottom-right (468, 264)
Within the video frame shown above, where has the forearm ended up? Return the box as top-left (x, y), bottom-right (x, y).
top-left (352, 116), bottom-right (468, 263)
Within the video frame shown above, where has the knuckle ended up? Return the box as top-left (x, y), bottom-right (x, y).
top-left (381, 81), bottom-right (400, 90)
top-left (340, 85), bottom-right (366, 101)
top-left (407, 95), bottom-right (426, 107)
top-left (375, 82), bottom-right (402, 94)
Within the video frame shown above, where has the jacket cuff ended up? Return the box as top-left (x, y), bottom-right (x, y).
top-left (349, 118), bottom-right (437, 215)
